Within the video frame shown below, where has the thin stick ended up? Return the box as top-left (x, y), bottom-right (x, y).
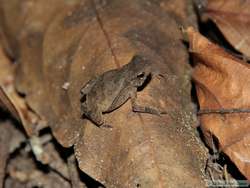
top-left (198, 108), bottom-right (250, 115)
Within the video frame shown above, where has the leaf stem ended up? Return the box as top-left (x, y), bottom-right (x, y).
top-left (198, 108), bottom-right (250, 115)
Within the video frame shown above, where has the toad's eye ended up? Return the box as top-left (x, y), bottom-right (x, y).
top-left (137, 72), bottom-right (145, 79)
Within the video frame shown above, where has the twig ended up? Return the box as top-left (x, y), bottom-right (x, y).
top-left (198, 108), bottom-right (250, 115)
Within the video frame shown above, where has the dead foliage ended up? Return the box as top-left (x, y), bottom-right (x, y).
top-left (0, 0), bottom-right (209, 187)
top-left (187, 26), bottom-right (250, 181)
top-left (202, 0), bottom-right (250, 58)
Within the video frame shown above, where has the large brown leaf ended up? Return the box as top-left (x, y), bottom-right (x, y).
top-left (0, 44), bottom-right (39, 135)
top-left (0, 0), bottom-right (81, 136)
top-left (202, 0), bottom-right (250, 57)
top-left (187, 27), bottom-right (250, 180)
top-left (0, 45), bottom-right (19, 120)
top-left (43, 1), bottom-right (206, 186)
top-left (0, 0), bottom-right (207, 187)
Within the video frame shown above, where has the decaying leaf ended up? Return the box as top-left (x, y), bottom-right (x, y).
top-left (0, 0), bottom-right (81, 138)
top-left (0, 0), bottom-right (208, 187)
top-left (44, 1), bottom-right (206, 186)
top-left (187, 27), bottom-right (250, 180)
top-left (0, 45), bottom-right (40, 135)
top-left (0, 45), bottom-right (18, 118)
top-left (201, 0), bottom-right (250, 58)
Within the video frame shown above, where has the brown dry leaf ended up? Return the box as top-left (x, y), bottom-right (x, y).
top-left (202, 0), bottom-right (250, 57)
top-left (187, 27), bottom-right (250, 180)
top-left (59, 1), bottom-right (204, 186)
top-left (0, 45), bottom-right (39, 135)
top-left (0, 46), bottom-right (19, 119)
top-left (0, 0), bottom-right (207, 187)
top-left (0, 0), bottom-right (81, 137)
top-left (0, 86), bottom-right (39, 135)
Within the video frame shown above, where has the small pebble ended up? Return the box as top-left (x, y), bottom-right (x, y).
top-left (62, 82), bottom-right (70, 90)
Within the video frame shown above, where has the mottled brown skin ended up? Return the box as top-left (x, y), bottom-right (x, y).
top-left (80, 55), bottom-right (163, 127)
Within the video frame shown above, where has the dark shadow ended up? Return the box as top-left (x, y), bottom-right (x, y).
top-left (137, 73), bottom-right (152, 92)
top-left (78, 169), bottom-right (104, 188)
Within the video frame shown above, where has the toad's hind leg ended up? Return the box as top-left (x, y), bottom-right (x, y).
top-left (81, 103), bottom-right (104, 126)
top-left (130, 89), bottom-right (166, 115)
